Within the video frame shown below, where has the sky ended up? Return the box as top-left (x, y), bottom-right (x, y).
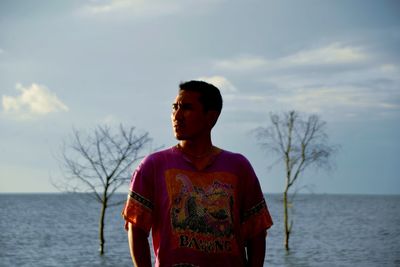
top-left (0, 0), bottom-right (399, 194)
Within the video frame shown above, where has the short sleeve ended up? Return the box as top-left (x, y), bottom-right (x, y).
top-left (238, 155), bottom-right (273, 240)
top-left (121, 156), bottom-right (155, 233)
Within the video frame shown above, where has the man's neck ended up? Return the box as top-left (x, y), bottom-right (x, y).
top-left (178, 138), bottom-right (213, 157)
top-left (177, 138), bottom-right (221, 171)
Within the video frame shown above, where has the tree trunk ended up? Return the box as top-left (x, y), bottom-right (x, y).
top-left (283, 189), bottom-right (290, 251)
top-left (99, 192), bottom-right (108, 255)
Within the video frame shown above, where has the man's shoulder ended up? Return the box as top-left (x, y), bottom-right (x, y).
top-left (220, 149), bottom-right (247, 160)
top-left (136, 147), bottom-right (178, 171)
top-left (144, 146), bottom-right (178, 162)
top-left (151, 146), bottom-right (176, 155)
top-left (218, 149), bottom-right (257, 177)
top-left (219, 149), bottom-right (251, 166)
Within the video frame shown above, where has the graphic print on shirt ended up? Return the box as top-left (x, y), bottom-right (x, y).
top-left (165, 169), bottom-right (239, 254)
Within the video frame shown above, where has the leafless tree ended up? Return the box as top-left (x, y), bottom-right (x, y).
top-left (57, 124), bottom-right (151, 255)
top-left (255, 111), bottom-right (337, 251)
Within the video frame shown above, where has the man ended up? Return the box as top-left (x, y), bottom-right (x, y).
top-left (122, 80), bottom-right (273, 267)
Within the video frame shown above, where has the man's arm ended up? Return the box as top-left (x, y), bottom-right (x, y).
top-left (246, 231), bottom-right (267, 267)
top-left (128, 223), bottom-right (152, 267)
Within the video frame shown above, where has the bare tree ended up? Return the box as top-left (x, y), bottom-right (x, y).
top-left (57, 124), bottom-right (151, 255)
top-left (255, 111), bottom-right (337, 251)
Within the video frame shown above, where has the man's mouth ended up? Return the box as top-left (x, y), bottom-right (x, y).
top-left (174, 123), bottom-right (184, 129)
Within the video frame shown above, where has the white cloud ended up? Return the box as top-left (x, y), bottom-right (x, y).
top-left (379, 64), bottom-right (398, 74)
top-left (214, 55), bottom-right (268, 71)
top-left (215, 43), bottom-right (369, 72)
top-left (213, 42), bottom-right (399, 119)
top-left (197, 75), bottom-right (237, 93)
top-left (99, 114), bottom-right (120, 125)
top-left (2, 83), bottom-right (69, 119)
top-left (195, 75), bottom-right (269, 109)
top-left (274, 86), bottom-right (400, 116)
top-left (82, 0), bottom-right (179, 17)
top-left (80, 0), bottom-right (224, 17)
top-left (280, 43), bottom-right (368, 66)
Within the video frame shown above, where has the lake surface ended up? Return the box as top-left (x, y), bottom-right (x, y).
top-left (0, 193), bottom-right (399, 266)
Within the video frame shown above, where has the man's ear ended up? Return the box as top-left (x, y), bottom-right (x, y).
top-left (207, 110), bottom-right (220, 128)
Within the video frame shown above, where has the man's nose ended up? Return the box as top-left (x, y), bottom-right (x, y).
top-left (172, 107), bottom-right (183, 121)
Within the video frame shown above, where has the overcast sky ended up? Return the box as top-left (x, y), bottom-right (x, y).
top-left (1, 0), bottom-right (399, 194)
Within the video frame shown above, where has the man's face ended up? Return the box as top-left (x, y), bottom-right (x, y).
top-left (171, 90), bottom-right (212, 141)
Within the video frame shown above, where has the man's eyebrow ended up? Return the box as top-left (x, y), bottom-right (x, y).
top-left (181, 103), bottom-right (193, 108)
top-left (172, 102), bottom-right (193, 109)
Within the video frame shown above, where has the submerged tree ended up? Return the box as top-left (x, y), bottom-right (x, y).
top-left (57, 124), bottom-right (151, 255)
top-left (255, 111), bottom-right (337, 251)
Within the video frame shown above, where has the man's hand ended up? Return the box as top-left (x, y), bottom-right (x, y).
top-left (246, 231), bottom-right (267, 267)
top-left (128, 223), bottom-right (152, 267)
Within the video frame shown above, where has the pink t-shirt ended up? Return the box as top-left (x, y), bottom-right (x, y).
top-left (122, 147), bottom-right (273, 267)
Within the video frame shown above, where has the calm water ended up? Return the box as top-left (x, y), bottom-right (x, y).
top-left (0, 193), bottom-right (399, 267)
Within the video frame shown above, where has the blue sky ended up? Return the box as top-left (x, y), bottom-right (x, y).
top-left (0, 0), bottom-right (399, 194)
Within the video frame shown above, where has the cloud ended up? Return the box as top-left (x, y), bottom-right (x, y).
top-left (81, 0), bottom-right (179, 17)
top-left (279, 43), bottom-right (368, 66)
top-left (214, 43), bottom-right (369, 72)
top-left (213, 42), bottom-right (399, 120)
top-left (197, 75), bottom-right (237, 93)
top-left (80, 0), bottom-right (223, 17)
top-left (260, 64), bottom-right (400, 118)
top-left (2, 83), bottom-right (69, 119)
top-left (98, 114), bottom-right (120, 125)
top-left (195, 75), bottom-right (269, 111)
top-left (214, 55), bottom-right (268, 72)
top-left (195, 75), bottom-right (275, 123)
top-left (275, 86), bottom-right (400, 115)
top-left (378, 64), bottom-right (399, 74)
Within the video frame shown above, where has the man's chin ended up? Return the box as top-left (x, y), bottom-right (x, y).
top-left (174, 133), bottom-right (188, 141)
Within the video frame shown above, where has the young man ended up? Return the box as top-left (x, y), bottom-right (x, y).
top-left (122, 80), bottom-right (273, 267)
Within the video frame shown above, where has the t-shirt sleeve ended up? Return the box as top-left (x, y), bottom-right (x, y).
top-left (238, 155), bottom-right (273, 240)
top-left (121, 156), bottom-right (155, 233)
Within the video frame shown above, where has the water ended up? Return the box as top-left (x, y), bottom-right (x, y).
top-left (265, 194), bottom-right (400, 267)
top-left (0, 193), bottom-right (399, 267)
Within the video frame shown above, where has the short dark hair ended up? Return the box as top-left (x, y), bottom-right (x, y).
top-left (179, 80), bottom-right (223, 113)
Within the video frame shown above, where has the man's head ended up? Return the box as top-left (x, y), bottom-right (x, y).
top-left (171, 80), bottom-right (223, 141)
top-left (179, 80), bottom-right (223, 114)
